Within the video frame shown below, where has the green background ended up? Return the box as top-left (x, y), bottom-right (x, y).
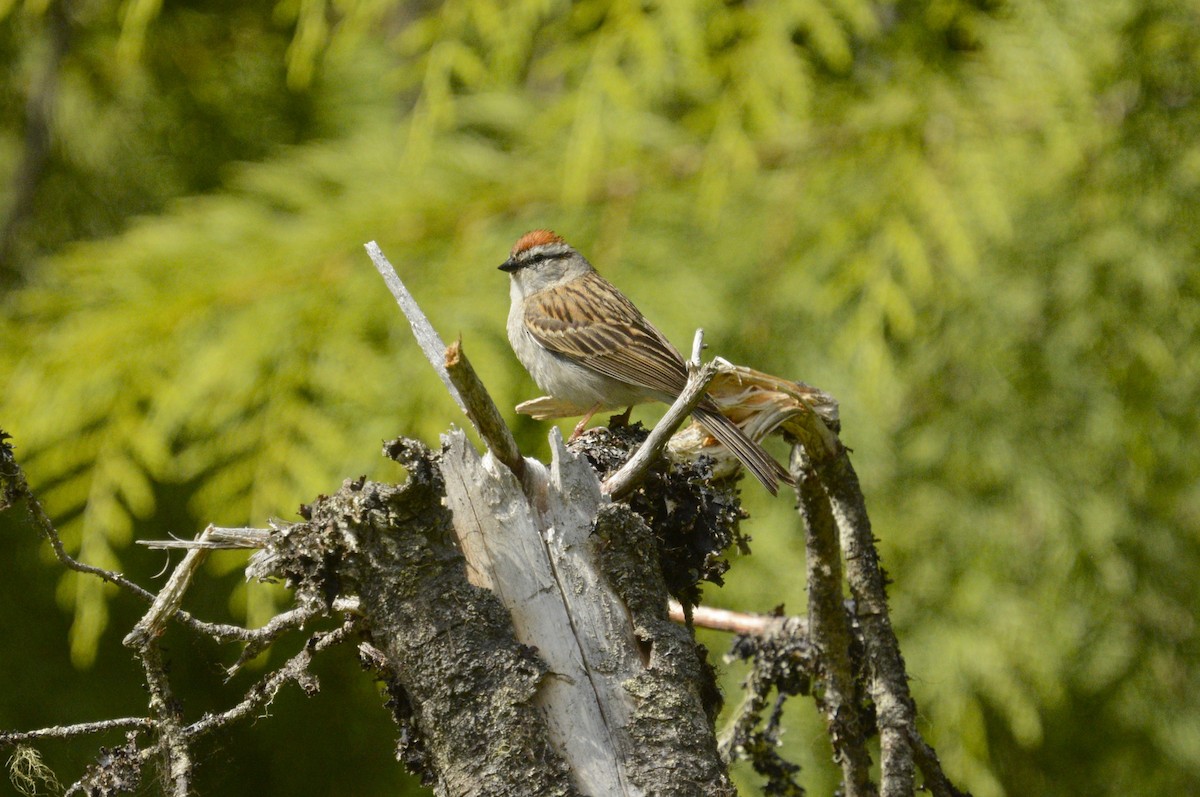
top-left (1, 0), bottom-right (1197, 794)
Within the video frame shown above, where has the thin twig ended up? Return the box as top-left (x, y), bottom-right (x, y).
top-left (224, 604), bottom-right (326, 676)
top-left (0, 435), bottom-right (258, 645)
top-left (124, 526), bottom-right (217, 649)
top-left (137, 527), bottom-right (331, 673)
top-left (669, 601), bottom-right (803, 638)
top-left (185, 622), bottom-right (353, 739)
top-left (17, 468), bottom-right (160, 603)
top-left (4, 430), bottom-right (333, 729)
top-left (907, 728), bottom-right (969, 797)
top-left (137, 526), bottom-right (271, 550)
top-left (6, 623), bottom-right (353, 793)
top-left (139, 644), bottom-right (190, 797)
top-left (603, 354), bottom-right (718, 499)
top-left (0, 718), bottom-right (152, 747)
top-left (136, 524), bottom-right (326, 666)
top-left (364, 241), bottom-right (467, 415)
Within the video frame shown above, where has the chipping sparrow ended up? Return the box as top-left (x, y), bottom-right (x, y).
top-left (499, 229), bottom-right (792, 494)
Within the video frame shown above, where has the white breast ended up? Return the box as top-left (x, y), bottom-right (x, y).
top-left (506, 283), bottom-right (654, 410)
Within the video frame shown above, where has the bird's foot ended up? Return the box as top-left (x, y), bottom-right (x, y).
top-left (568, 402), bottom-right (603, 442)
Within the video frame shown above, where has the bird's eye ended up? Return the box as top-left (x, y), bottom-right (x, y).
top-left (526, 252), bottom-right (548, 265)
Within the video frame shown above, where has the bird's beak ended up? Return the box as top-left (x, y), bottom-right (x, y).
top-left (498, 258), bottom-right (518, 273)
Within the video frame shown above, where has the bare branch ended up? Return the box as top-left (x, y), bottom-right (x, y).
top-left (137, 526), bottom-right (271, 550)
top-left (444, 338), bottom-right (525, 480)
top-left (1, 430), bottom-right (359, 794)
top-left (818, 452), bottom-right (914, 797)
top-left (907, 728), bottom-right (970, 797)
top-left (134, 523), bottom-right (335, 672)
top-left (364, 241), bottom-right (466, 414)
top-left (1, 432), bottom-right (262, 646)
top-left (138, 644), bottom-right (190, 797)
top-left (185, 622), bottom-right (353, 739)
top-left (793, 448), bottom-right (877, 797)
top-left (670, 601), bottom-right (804, 639)
top-left (603, 354), bottom-right (718, 499)
top-left (1, 718), bottom-right (151, 747)
top-left (13, 623), bottom-right (355, 796)
top-left (3, 445), bottom-right (159, 603)
top-left (124, 526), bottom-right (218, 649)
top-left (784, 403), bottom-right (972, 797)
top-left (223, 604), bottom-right (327, 676)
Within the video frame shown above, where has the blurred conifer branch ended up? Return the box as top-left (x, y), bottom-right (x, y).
top-left (0, 1), bottom-right (1197, 794)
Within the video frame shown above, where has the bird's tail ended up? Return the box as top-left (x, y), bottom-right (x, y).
top-left (693, 405), bottom-right (793, 495)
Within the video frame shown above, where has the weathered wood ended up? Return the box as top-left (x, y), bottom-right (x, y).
top-left (445, 338), bottom-right (524, 478)
top-left (255, 443), bottom-right (579, 797)
top-left (365, 240), bottom-right (466, 414)
top-left (441, 430), bottom-right (640, 796)
top-left (793, 448), bottom-right (877, 797)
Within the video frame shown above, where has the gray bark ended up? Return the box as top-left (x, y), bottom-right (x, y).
top-left (247, 434), bottom-right (733, 796)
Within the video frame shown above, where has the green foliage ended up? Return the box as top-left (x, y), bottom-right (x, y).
top-left (1, 0), bottom-right (1198, 795)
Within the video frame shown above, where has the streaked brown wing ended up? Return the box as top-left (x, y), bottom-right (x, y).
top-left (523, 269), bottom-right (688, 396)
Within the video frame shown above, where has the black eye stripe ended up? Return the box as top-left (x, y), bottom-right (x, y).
top-left (524, 250), bottom-right (564, 265)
